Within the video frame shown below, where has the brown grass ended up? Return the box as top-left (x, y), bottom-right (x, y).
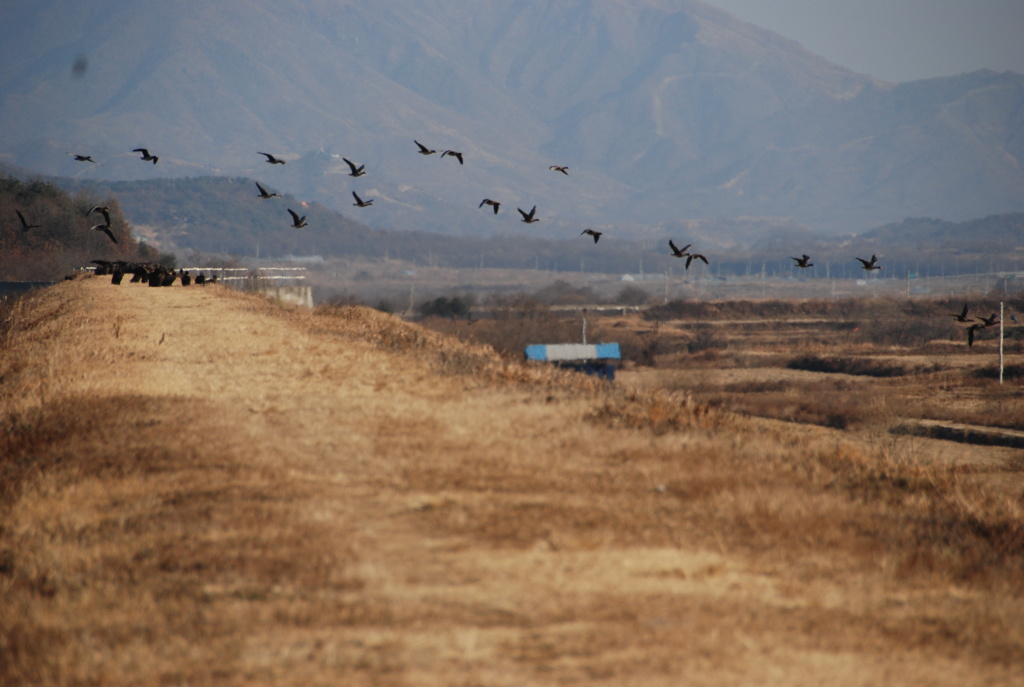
top-left (1, 279), bottom-right (1023, 685)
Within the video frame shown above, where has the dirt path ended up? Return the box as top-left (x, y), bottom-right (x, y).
top-left (1, 278), bottom-right (1021, 685)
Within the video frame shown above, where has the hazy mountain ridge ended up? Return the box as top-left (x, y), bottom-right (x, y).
top-left (1, 0), bottom-right (1021, 236)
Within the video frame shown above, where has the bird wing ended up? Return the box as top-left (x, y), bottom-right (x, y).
top-left (855, 258), bottom-right (870, 268)
top-left (694, 254), bottom-right (709, 265)
top-left (287, 208), bottom-right (301, 223)
top-left (133, 148), bottom-right (148, 155)
top-left (343, 157), bottom-right (358, 173)
top-left (101, 226), bottom-right (117, 244)
top-left (256, 181), bottom-right (268, 196)
top-left (16, 210), bottom-right (26, 227)
top-left (352, 192), bottom-right (362, 204)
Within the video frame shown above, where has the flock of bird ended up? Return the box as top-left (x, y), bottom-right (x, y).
top-left (14, 142), bottom-right (898, 280)
top-left (90, 259), bottom-right (218, 287)
top-left (16, 144), bottom-right (996, 348)
top-left (950, 304), bottom-right (1001, 347)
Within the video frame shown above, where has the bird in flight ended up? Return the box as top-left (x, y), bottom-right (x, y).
top-left (287, 208), bottom-right (308, 228)
top-left (668, 240), bottom-right (691, 259)
top-left (479, 199), bottom-right (500, 215)
top-left (90, 222), bottom-right (117, 244)
top-left (855, 255), bottom-right (881, 271)
top-left (791, 255), bottom-right (813, 268)
top-left (414, 140), bottom-right (437, 155)
top-left (352, 191), bottom-right (374, 208)
top-left (685, 252), bottom-right (709, 269)
top-left (978, 312), bottom-right (1000, 327)
top-left (343, 157), bottom-right (366, 177)
top-left (133, 148), bottom-right (159, 164)
top-left (88, 206), bottom-right (111, 225)
top-left (441, 150), bottom-right (464, 165)
top-left (966, 323), bottom-right (984, 348)
top-left (549, 165), bottom-right (569, 175)
top-left (580, 229), bottom-right (602, 243)
top-left (15, 210), bottom-right (39, 232)
top-left (951, 304), bottom-right (973, 323)
top-left (255, 181), bottom-right (280, 199)
top-left (518, 205), bottom-right (539, 223)
top-left (70, 153), bottom-right (95, 163)
top-left (258, 152), bottom-right (286, 165)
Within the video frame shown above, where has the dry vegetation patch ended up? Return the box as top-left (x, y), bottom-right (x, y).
top-left (1, 280), bottom-right (1023, 685)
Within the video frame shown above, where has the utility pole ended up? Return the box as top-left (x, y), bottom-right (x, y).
top-left (999, 302), bottom-right (1005, 385)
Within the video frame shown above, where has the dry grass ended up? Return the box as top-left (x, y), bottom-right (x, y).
top-left (1, 279), bottom-right (1023, 685)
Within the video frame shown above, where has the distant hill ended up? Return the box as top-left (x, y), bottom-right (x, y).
top-left (1, 1), bottom-right (1021, 238)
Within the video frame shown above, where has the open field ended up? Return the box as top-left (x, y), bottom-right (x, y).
top-left (1, 277), bottom-right (1023, 685)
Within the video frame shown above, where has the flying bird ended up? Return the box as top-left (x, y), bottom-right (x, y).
top-left (70, 153), bottom-right (95, 163)
top-left (967, 323), bottom-right (984, 348)
top-left (517, 205), bottom-right (539, 223)
top-left (791, 255), bottom-right (814, 268)
top-left (978, 313), bottom-right (1000, 327)
top-left (88, 206), bottom-right (111, 225)
top-left (855, 255), bottom-right (881, 271)
top-left (668, 240), bottom-right (691, 259)
top-left (343, 157), bottom-right (366, 177)
top-left (16, 210), bottom-right (40, 232)
top-left (287, 208), bottom-right (308, 228)
top-left (133, 148), bottom-right (159, 164)
top-left (549, 165), bottom-right (569, 175)
top-left (951, 303), bottom-right (973, 323)
top-left (255, 181), bottom-right (280, 199)
top-left (352, 191), bottom-right (374, 208)
top-left (685, 253), bottom-right (709, 269)
top-left (90, 223), bottom-right (117, 244)
top-left (441, 150), bottom-right (464, 165)
top-left (580, 229), bottom-right (602, 243)
top-left (258, 152), bottom-right (286, 165)
top-left (414, 140), bottom-right (437, 155)
top-left (479, 199), bottom-right (500, 215)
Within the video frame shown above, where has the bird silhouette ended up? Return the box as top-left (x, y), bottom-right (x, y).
top-left (287, 208), bottom-right (308, 228)
top-left (90, 223), bottom-right (117, 244)
top-left (668, 240), bottom-right (691, 259)
top-left (258, 152), bottom-right (286, 165)
top-left (951, 304), bottom-right (973, 323)
top-left (441, 150), bottom-right (464, 165)
top-left (855, 255), bottom-right (881, 271)
top-left (88, 206), bottom-right (111, 225)
top-left (685, 253), bottom-right (709, 269)
top-left (414, 140), bottom-right (437, 155)
top-left (518, 205), bottom-right (539, 223)
top-left (255, 181), bottom-right (280, 199)
top-left (352, 191), bottom-right (374, 208)
top-left (549, 165), bottom-right (569, 175)
top-left (791, 255), bottom-right (814, 268)
top-left (15, 210), bottom-right (39, 231)
top-left (978, 313), bottom-right (1000, 327)
top-left (580, 229), bottom-right (602, 243)
top-left (133, 148), bottom-right (159, 164)
top-left (479, 199), bottom-right (500, 215)
top-left (70, 153), bottom-right (95, 163)
top-left (343, 157), bottom-right (366, 177)
top-left (967, 323), bottom-right (984, 348)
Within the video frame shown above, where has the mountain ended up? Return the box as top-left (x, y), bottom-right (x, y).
top-left (1, 0), bottom-right (1022, 237)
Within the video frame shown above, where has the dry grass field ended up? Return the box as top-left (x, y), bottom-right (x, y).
top-left (1, 277), bottom-right (1023, 685)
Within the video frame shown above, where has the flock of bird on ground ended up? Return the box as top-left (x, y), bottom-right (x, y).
top-left (9, 144), bottom-right (999, 347)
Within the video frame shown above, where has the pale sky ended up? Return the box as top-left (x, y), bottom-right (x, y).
top-left (702, 0), bottom-right (1024, 82)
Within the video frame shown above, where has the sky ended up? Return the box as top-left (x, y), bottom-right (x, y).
top-left (702, 0), bottom-right (1024, 82)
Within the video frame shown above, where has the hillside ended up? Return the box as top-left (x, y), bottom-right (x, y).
top-left (0, 176), bottom-right (165, 281)
top-left (1, 278), bottom-right (1022, 684)
top-left (0, 1), bottom-right (1021, 236)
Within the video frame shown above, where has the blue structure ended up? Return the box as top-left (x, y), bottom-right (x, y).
top-left (524, 343), bottom-right (621, 380)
